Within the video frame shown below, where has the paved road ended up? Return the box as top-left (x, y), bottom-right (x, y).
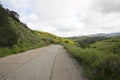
top-left (0, 45), bottom-right (87, 80)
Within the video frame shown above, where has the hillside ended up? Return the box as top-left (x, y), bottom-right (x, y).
top-left (70, 32), bottom-right (120, 48)
top-left (70, 36), bottom-right (108, 48)
top-left (70, 32), bottom-right (120, 41)
top-left (90, 36), bottom-right (120, 54)
top-left (64, 36), bottom-right (120, 80)
top-left (0, 4), bottom-right (51, 57)
top-left (70, 32), bottom-right (120, 54)
top-left (89, 32), bottom-right (120, 37)
top-left (0, 3), bottom-right (75, 57)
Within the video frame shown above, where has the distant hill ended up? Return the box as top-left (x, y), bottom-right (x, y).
top-left (90, 36), bottom-right (120, 54)
top-left (70, 36), bottom-right (108, 48)
top-left (69, 32), bottom-right (120, 48)
top-left (70, 32), bottom-right (120, 53)
top-left (70, 32), bottom-right (120, 40)
top-left (89, 32), bottom-right (120, 37)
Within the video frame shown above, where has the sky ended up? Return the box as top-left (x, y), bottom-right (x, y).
top-left (1, 0), bottom-right (120, 37)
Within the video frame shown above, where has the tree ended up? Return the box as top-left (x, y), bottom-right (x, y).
top-left (9, 11), bottom-right (20, 21)
top-left (0, 3), bottom-right (8, 24)
top-left (0, 2), bottom-right (19, 47)
top-left (0, 2), bottom-right (3, 7)
top-left (10, 11), bottom-right (19, 18)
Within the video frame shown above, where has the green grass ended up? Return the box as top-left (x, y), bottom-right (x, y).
top-left (90, 36), bottom-right (120, 54)
top-left (63, 43), bottom-right (120, 80)
top-left (0, 43), bottom-right (47, 57)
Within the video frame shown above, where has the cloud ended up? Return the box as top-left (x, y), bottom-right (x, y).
top-left (1, 0), bottom-right (120, 37)
top-left (92, 0), bottom-right (120, 13)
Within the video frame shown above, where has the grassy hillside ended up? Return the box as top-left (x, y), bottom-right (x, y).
top-left (70, 36), bottom-right (90, 41)
top-left (0, 12), bottom-right (47, 57)
top-left (35, 31), bottom-right (76, 45)
top-left (0, 4), bottom-right (53, 57)
top-left (35, 31), bottom-right (61, 44)
top-left (90, 36), bottom-right (120, 54)
top-left (63, 43), bottom-right (120, 80)
top-left (0, 4), bottom-right (76, 57)
top-left (64, 36), bottom-right (120, 80)
top-left (70, 36), bottom-right (108, 48)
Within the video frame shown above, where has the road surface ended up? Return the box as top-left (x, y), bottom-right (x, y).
top-left (0, 45), bottom-right (87, 80)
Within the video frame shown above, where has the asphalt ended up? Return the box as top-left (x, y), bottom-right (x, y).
top-left (0, 45), bottom-right (87, 80)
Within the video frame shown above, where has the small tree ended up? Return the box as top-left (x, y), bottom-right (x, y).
top-left (10, 11), bottom-right (19, 18)
top-left (9, 11), bottom-right (20, 21)
top-left (0, 2), bottom-right (3, 7)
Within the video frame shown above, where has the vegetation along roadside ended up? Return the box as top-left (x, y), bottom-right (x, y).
top-left (63, 36), bottom-right (120, 80)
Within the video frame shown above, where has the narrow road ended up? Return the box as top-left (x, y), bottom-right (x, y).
top-left (0, 45), bottom-right (87, 80)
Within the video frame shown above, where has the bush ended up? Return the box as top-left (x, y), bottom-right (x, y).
top-left (91, 55), bottom-right (120, 80)
top-left (0, 27), bottom-right (19, 47)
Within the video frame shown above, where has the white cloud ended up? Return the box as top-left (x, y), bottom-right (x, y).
top-left (92, 0), bottom-right (120, 13)
top-left (1, 0), bottom-right (120, 37)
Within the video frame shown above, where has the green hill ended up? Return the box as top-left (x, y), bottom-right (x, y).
top-left (71, 34), bottom-right (120, 54)
top-left (65, 35), bottom-right (120, 80)
top-left (0, 4), bottom-right (51, 57)
top-left (64, 36), bottom-right (120, 80)
top-left (0, 3), bottom-right (75, 57)
top-left (90, 36), bottom-right (120, 54)
top-left (70, 36), bottom-right (108, 48)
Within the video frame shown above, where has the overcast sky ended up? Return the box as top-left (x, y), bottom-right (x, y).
top-left (1, 0), bottom-right (120, 37)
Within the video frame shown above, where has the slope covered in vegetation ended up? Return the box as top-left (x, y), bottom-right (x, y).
top-left (0, 3), bottom-right (75, 57)
top-left (71, 36), bottom-right (108, 48)
top-left (64, 36), bottom-right (120, 80)
top-left (90, 36), bottom-right (120, 54)
top-left (0, 4), bottom-right (47, 57)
